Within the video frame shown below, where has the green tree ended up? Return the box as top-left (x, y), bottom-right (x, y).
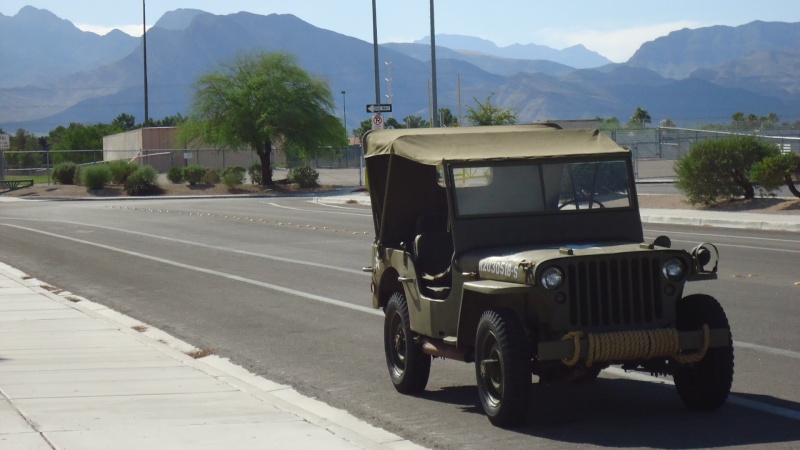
top-left (111, 113), bottom-right (137, 131)
top-left (49, 123), bottom-right (112, 164)
top-left (627, 107), bottom-right (651, 128)
top-left (354, 119), bottom-right (372, 138)
top-left (466, 94), bottom-right (517, 126)
top-left (675, 135), bottom-right (780, 205)
top-left (438, 108), bottom-right (459, 127)
top-left (402, 115), bottom-right (429, 128)
top-left (385, 117), bottom-right (402, 129)
top-left (179, 52), bottom-right (346, 185)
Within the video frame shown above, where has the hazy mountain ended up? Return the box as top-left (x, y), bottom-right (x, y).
top-left (0, 6), bottom-right (138, 89)
top-left (414, 34), bottom-right (612, 69)
top-left (627, 21), bottom-right (800, 79)
top-left (153, 9), bottom-right (211, 31)
top-left (385, 42), bottom-right (577, 77)
top-left (1, 9), bottom-right (797, 133)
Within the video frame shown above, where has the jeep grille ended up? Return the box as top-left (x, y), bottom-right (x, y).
top-left (566, 257), bottom-right (663, 328)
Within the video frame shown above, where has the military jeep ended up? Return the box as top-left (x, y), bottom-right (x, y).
top-left (363, 124), bottom-right (733, 427)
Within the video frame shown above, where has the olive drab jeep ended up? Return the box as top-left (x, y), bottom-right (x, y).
top-left (363, 124), bottom-right (733, 427)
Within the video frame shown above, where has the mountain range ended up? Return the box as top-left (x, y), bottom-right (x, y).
top-left (1, 6), bottom-right (798, 134)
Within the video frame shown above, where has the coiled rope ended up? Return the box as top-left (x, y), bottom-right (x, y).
top-left (561, 325), bottom-right (710, 367)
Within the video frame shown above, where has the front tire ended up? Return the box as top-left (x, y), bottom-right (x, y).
top-left (474, 309), bottom-right (531, 427)
top-left (384, 292), bottom-right (431, 394)
top-left (673, 294), bottom-right (734, 411)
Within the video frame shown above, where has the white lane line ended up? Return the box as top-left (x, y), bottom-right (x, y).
top-left (1, 223), bottom-right (382, 317)
top-left (309, 201), bottom-right (370, 212)
top-left (644, 228), bottom-right (800, 244)
top-left (268, 202), bottom-right (371, 217)
top-left (734, 341), bottom-right (800, 360)
top-left (1, 219), bottom-right (369, 277)
top-left (605, 367), bottom-right (800, 422)
top-left (643, 234), bottom-right (800, 254)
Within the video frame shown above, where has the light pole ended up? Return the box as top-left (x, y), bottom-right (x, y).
top-left (142, 0), bottom-right (149, 128)
top-left (429, 0), bottom-right (439, 127)
top-left (341, 90), bottom-right (347, 137)
top-left (371, 0), bottom-right (381, 104)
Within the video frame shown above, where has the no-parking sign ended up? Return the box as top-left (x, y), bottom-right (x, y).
top-left (372, 113), bottom-right (384, 130)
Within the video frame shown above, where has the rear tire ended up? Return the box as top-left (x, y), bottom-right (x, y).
top-left (474, 309), bottom-right (531, 427)
top-left (384, 292), bottom-right (431, 394)
top-left (673, 294), bottom-right (734, 411)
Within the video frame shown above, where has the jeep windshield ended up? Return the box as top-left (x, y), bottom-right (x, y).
top-left (446, 159), bottom-right (632, 217)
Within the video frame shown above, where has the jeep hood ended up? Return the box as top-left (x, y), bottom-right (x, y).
top-left (458, 242), bottom-right (668, 284)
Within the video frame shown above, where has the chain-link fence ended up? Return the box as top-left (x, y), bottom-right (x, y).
top-left (2, 130), bottom-right (798, 183)
top-left (607, 127), bottom-right (800, 180)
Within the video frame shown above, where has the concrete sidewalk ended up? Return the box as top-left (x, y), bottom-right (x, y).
top-left (0, 262), bottom-right (423, 450)
top-left (312, 191), bottom-right (800, 232)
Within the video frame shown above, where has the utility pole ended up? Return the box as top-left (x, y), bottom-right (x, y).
top-left (371, 0), bottom-right (381, 104)
top-left (142, 0), bottom-right (149, 128)
top-left (429, 0), bottom-right (439, 127)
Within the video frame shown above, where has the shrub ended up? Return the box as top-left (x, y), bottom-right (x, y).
top-left (108, 160), bottom-right (138, 184)
top-left (182, 164), bottom-right (207, 185)
top-left (221, 165), bottom-right (246, 178)
top-left (52, 162), bottom-right (77, 185)
top-left (203, 168), bottom-right (221, 184)
top-left (248, 163), bottom-right (264, 185)
top-left (81, 164), bottom-right (113, 190)
top-left (222, 170), bottom-right (245, 189)
top-left (167, 167), bottom-right (183, 184)
top-left (73, 166), bottom-right (83, 185)
top-left (124, 166), bottom-right (162, 196)
top-left (750, 152), bottom-right (800, 198)
top-left (287, 166), bottom-right (320, 188)
top-left (674, 136), bottom-right (780, 206)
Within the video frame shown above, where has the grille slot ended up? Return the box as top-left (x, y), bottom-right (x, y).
top-left (567, 257), bottom-right (663, 328)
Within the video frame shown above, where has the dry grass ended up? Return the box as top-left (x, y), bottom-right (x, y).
top-left (132, 325), bottom-right (148, 332)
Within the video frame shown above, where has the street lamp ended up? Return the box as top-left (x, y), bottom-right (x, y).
top-left (341, 90), bottom-right (347, 138)
top-left (142, 0), bottom-right (149, 128)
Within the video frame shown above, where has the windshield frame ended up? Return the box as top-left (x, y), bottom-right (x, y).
top-left (446, 155), bottom-right (635, 219)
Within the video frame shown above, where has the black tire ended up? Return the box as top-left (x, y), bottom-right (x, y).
top-left (474, 309), bottom-right (531, 427)
top-left (673, 294), bottom-right (734, 411)
top-left (384, 292), bottom-right (431, 394)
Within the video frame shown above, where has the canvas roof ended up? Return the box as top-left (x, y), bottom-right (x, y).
top-left (363, 125), bottom-right (628, 165)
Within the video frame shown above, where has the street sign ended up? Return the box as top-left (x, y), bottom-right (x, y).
top-left (0, 133), bottom-right (10, 150)
top-left (371, 113), bottom-right (385, 130)
top-left (366, 103), bottom-right (392, 113)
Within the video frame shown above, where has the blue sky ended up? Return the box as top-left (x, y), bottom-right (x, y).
top-left (2, 1), bottom-right (800, 62)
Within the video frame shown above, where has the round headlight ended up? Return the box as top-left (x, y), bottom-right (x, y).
top-left (662, 258), bottom-right (685, 281)
top-left (540, 266), bottom-right (564, 290)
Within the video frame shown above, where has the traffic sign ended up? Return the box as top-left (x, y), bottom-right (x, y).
top-left (372, 113), bottom-right (385, 130)
top-left (0, 133), bottom-right (10, 150)
top-left (366, 103), bottom-right (392, 113)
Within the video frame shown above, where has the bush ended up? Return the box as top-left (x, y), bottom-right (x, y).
top-left (182, 164), bottom-right (207, 185)
top-left (248, 163), bottom-right (264, 185)
top-left (73, 166), bottom-right (83, 185)
top-left (108, 160), bottom-right (138, 184)
top-left (222, 170), bottom-right (245, 189)
top-left (287, 166), bottom-right (319, 188)
top-left (675, 136), bottom-right (780, 206)
top-left (203, 168), bottom-right (221, 184)
top-left (750, 152), bottom-right (800, 198)
top-left (52, 162), bottom-right (77, 185)
top-left (125, 166), bottom-right (162, 196)
top-left (167, 167), bottom-right (183, 184)
top-left (81, 164), bottom-right (113, 190)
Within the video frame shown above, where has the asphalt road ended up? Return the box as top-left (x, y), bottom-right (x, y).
top-left (1, 197), bottom-right (799, 449)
